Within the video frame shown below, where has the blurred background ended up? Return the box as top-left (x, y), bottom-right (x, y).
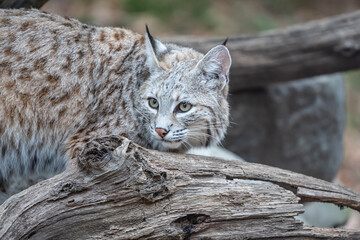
top-left (41, 0), bottom-right (360, 227)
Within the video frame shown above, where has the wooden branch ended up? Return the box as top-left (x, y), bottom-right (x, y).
top-left (0, 0), bottom-right (48, 9)
top-left (1, 136), bottom-right (359, 239)
top-left (167, 11), bottom-right (360, 90)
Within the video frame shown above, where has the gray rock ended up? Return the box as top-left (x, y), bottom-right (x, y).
top-left (296, 202), bottom-right (350, 227)
top-left (224, 74), bottom-right (345, 181)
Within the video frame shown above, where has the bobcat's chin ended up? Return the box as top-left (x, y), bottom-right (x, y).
top-left (161, 140), bottom-right (182, 149)
top-left (150, 139), bottom-right (183, 153)
top-left (152, 137), bottom-right (184, 151)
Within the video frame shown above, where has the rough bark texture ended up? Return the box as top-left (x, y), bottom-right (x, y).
top-left (167, 10), bottom-right (360, 91)
top-left (0, 136), bottom-right (359, 239)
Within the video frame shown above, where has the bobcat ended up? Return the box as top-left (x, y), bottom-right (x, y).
top-left (0, 9), bottom-right (231, 203)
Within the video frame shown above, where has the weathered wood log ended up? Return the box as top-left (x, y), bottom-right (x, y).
top-left (0, 0), bottom-right (48, 9)
top-left (0, 136), bottom-right (359, 239)
top-left (167, 10), bottom-right (360, 90)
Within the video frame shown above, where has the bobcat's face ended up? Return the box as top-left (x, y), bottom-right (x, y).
top-left (140, 31), bottom-right (231, 152)
top-left (140, 67), bottom-right (229, 152)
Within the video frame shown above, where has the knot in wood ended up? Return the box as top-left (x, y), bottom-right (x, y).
top-left (77, 135), bottom-right (124, 172)
top-left (50, 180), bottom-right (86, 200)
top-left (334, 40), bottom-right (360, 57)
top-left (173, 214), bottom-right (211, 239)
top-left (134, 160), bottom-right (172, 202)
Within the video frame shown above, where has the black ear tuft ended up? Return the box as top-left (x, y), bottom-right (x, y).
top-left (145, 24), bottom-right (156, 49)
top-left (145, 24), bottom-right (168, 70)
top-left (222, 37), bottom-right (229, 46)
top-left (145, 24), bottom-right (150, 35)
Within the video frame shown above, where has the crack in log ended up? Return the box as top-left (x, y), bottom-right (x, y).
top-left (222, 174), bottom-right (360, 212)
top-left (132, 152), bottom-right (173, 202)
top-left (173, 214), bottom-right (211, 240)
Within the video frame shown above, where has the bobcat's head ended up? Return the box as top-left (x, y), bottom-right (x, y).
top-left (139, 27), bottom-right (231, 153)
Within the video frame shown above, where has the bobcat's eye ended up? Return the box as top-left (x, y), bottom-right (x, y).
top-left (178, 102), bottom-right (192, 112)
top-left (148, 98), bottom-right (159, 109)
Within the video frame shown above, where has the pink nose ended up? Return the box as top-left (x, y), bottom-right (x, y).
top-left (155, 128), bottom-right (168, 138)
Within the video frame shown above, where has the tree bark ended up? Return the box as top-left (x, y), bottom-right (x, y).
top-left (0, 136), bottom-right (359, 239)
top-left (167, 10), bottom-right (360, 91)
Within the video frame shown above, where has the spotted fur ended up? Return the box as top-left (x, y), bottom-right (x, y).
top-left (0, 9), bottom-right (231, 203)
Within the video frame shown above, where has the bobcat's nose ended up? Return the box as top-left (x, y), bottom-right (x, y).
top-left (155, 128), bottom-right (168, 138)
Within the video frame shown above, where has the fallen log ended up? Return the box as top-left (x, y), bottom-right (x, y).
top-left (0, 136), bottom-right (359, 239)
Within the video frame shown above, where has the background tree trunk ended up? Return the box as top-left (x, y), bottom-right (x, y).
top-left (0, 136), bottom-right (359, 239)
top-left (167, 10), bottom-right (360, 91)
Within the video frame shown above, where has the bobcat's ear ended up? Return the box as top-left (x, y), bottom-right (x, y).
top-left (145, 25), bottom-right (167, 71)
top-left (196, 45), bottom-right (231, 89)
